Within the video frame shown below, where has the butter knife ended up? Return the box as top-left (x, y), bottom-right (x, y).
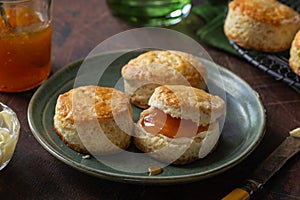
top-left (222, 128), bottom-right (300, 200)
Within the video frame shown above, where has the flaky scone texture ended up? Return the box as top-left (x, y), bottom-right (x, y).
top-left (289, 30), bottom-right (300, 76)
top-left (121, 50), bottom-right (207, 108)
top-left (224, 0), bottom-right (300, 52)
top-left (53, 85), bottom-right (132, 154)
top-left (149, 85), bottom-right (226, 126)
top-left (134, 120), bottom-right (220, 165)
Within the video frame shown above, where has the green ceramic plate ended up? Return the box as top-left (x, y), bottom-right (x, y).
top-left (28, 50), bottom-right (266, 184)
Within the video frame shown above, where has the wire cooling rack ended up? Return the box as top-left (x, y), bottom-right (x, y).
top-left (228, 0), bottom-right (300, 88)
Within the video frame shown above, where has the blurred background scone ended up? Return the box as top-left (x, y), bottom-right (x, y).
top-left (134, 85), bottom-right (226, 165)
top-left (53, 85), bottom-right (132, 154)
top-left (289, 30), bottom-right (300, 76)
top-left (224, 0), bottom-right (300, 52)
top-left (121, 50), bottom-right (207, 108)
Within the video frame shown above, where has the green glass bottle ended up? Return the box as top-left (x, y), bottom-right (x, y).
top-left (107, 0), bottom-right (192, 26)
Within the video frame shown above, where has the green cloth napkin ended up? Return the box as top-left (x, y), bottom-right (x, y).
top-left (292, 86), bottom-right (300, 95)
top-left (193, 1), bottom-right (240, 56)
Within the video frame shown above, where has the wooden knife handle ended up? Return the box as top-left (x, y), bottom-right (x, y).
top-left (221, 188), bottom-right (250, 200)
top-left (222, 179), bottom-right (263, 200)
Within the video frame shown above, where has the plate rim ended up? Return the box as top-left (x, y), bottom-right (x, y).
top-left (27, 50), bottom-right (266, 184)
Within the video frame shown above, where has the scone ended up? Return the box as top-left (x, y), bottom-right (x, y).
top-left (53, 85), bottom-right (132, 154)
top-left (224, 0), bottom-right (300, 52)
top-left (121, 50), bottom-right (207, 108)
top-left (289, 30), bottom-right (300, 76)
top-left (134, 85), bottom-right (226, 165)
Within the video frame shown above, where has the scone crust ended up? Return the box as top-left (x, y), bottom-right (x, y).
top-left (53, 85), bottom-right (132, 154)
top-left (289, 30), bottom-right (300, 76)
top-left (122, 50), bottom-right (205, 87)
top-left (55, 85), bottom-right (130, 122)
top-left (229, 0), bottom-right (300, 26)
top-left (167, 50), bottom-right (207, 87)
top-left (148, 85), bottom-right (225, 125)
top-left (122, 50), bottom-right (207, 108)
top-left (134, 120), bottom-right (220, 165)
top-left (224, 0), bottom-right (300, 52)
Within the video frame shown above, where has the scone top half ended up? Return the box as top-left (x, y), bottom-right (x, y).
top-left (224, 0), bottom-right (300, 52)
top-left (229, 0), bottom-right (300, 26)
top-left (56, 85), bottom-right (131, 122)
top-left (148, 85), bottom-right (225, 127)
top-left (121, 50), bottom-right (207, 108)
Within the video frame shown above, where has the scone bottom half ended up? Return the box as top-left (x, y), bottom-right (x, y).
top-left (53, 85), bottom-right (133, 155)
top-left (121, 50), bottom-right (208, 109)
top-left (134, 85), bottom-right (226, 165)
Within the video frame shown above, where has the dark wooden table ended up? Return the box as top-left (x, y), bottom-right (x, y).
top-left (1, 1), bottom-right (300, 199)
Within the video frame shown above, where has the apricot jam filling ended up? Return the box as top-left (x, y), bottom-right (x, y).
top-left (141, 108), bottom-right (208, 138)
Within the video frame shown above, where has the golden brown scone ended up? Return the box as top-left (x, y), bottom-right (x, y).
top-left (134, 85), bottom-right (226, 165)
top-left (121, 50), bottom-right (207, 108)
top-left (148, 85), bottom-right (225, 125)
top-left (289, 30), bottom-right (300, 76)
top-left (224, 0), bottom-right (300, 52)
top-left (53, 85), bottom-right (132, 154)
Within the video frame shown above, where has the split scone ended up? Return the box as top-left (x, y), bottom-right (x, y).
top-left (224, 0), bottom-right (300, 52)
top-left (53, 85), bottom-right (132, 154)
top-left (134, 85), bottom-right (226, 165)
top-left (289, 30), bottom-right (300, 76)
top-left (121, 50), bottom-right (207, 109)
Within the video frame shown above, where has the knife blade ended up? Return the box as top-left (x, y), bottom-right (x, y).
top-left (222, 129), bottom-right (300, 200)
